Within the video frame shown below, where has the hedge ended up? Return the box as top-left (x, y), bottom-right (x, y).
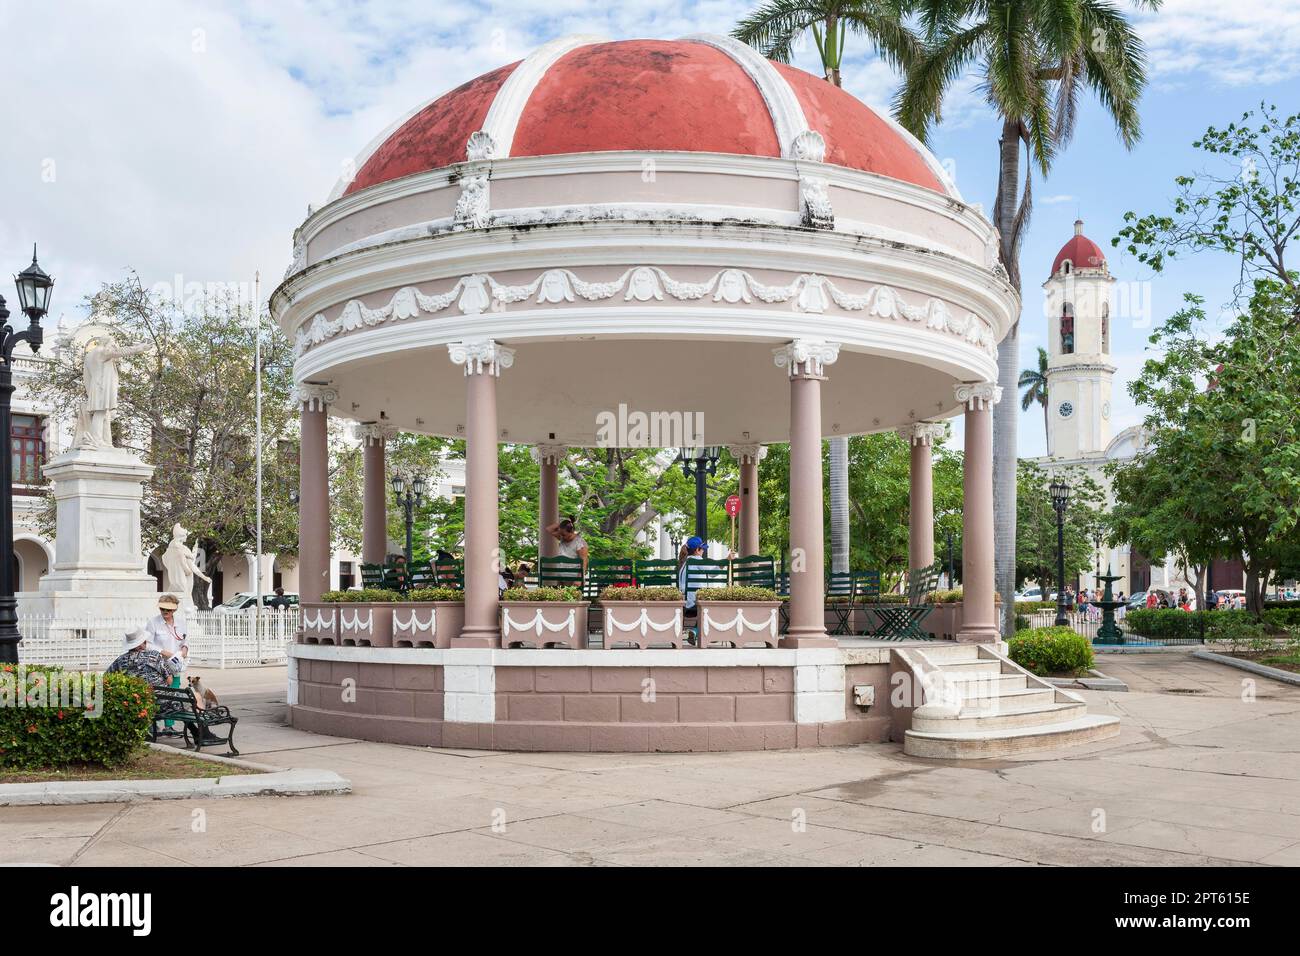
top-left (1008, 627), bottom-right (1094, 677)
top-left (598, 586), bottom-right (682, 602)
top-left (1015, 601), bottom-right (1057, 615)
top-left (501, 587), bottom-right (582, 602)
top-left (405, 587), bottom-right (462, 603)
top-left (696, 586), bottom-right (778, 602)
top-left (322, 588), bottom-right (404, 603)
top-left (0, 666), bottom-right (155, 770)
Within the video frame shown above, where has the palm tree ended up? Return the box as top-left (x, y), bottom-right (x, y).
top-left (1019, 346), bottom-right (1050, 445)
top-left (895, 0), bottom-right (1158, 634)
top-left (734, 1), bottom-right (920, 575)
top-left (732, 0), bottom-right (920, 84)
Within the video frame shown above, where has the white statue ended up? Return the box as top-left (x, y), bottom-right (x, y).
top-left (75, 338), bottom-right (149, 448)
top-left (161, 523), bottom-right (211, 605)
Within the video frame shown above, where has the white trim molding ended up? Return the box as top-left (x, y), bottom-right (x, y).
top-left (502, 607), bottom-right (577, 640)
top-left (727, 443), bottom-right (768, 464)
top-left (531, 442), bottom-right (568, 465)
top-left (774, 339), bottom-right (840, 378)
top-left (954, 381), bottom-right (1003, 411)
top-left (448, 339), bottom-right (515, 377)
top-left (605, 607), bottom-right (683, 640)
top-left (353, 422), bottom-right (394, 446)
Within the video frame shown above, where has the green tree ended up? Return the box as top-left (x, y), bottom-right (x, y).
top-left (1019, 346), bottom-right (1050, 444)
top-left (1016, 460), bottom-right (1107, 592)
top-left (895, 0), bottom-right (1159, 632)
top-left (33, 275), bottom-right (299, 590)
top-left (1112, 286), bottom-right (1300, 615)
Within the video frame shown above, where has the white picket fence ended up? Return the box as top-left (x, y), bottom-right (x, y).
top-left (14, 609), bottom-right (298, 669)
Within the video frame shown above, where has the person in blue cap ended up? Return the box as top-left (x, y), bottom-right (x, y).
top-left (677, 536), bottom-right (707, 611)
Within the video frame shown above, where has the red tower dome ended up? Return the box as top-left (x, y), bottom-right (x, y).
top-left (1051, 219), bottom-right (1107, 277)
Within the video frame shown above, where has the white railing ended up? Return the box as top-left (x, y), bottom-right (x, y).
top-left (14, 609), bottom-right (298, 670)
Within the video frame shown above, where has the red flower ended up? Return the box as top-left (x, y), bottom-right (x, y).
top-left (26, 725), bottom-right (37, 733)
top-left (137, 710), bottom-right (148, 718)
top-left (57, 710), bottom-right (65, 720)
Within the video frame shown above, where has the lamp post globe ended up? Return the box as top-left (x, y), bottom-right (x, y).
top-left (1, 247), bottom-right (53, 664)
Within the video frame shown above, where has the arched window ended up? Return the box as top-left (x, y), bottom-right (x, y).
top-left (1062, 260), bottom-right (1072, 275)
top-left (1061, 302), bottom-right (1075, 354)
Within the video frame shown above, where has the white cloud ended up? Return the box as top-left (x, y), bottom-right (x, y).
top-left (1136, 0), bottom-right (1300, 87)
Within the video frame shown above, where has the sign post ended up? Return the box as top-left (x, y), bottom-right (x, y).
top-left (725, 493), bottom-right (741, 574)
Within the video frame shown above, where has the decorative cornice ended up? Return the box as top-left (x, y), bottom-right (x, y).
top-left (353, 422), bottom-right (395, 446)
top-left (530, 442), bottom-right (568, 465)
top-left (727, 443), bottom-right (768, 464)
top-left (292, 266), bottom-right (997, 359)
top-left (291, 383), bottom-right (338, 412)
top-left (897, 421), bottom-right (948, 447)
top-left (954, 382), bottom-right (1002, 411)
top-left (774, 339), bottom-right (840, 378)
top-left (448, 339), bottom-right (515, 377)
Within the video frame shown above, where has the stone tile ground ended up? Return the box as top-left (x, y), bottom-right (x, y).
top-left (4, 649), bottom-right (1298, 866)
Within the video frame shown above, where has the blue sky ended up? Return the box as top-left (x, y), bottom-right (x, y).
top-left (2, 0), bottom-right (1297, 452)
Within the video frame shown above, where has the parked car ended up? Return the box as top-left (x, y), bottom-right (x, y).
top-left (214, 591), bottom-right (299, 612)
top-left (1016, 587), bottom-right (1057, 602)
top-left (1126, 589), bottom-right (1171, 611)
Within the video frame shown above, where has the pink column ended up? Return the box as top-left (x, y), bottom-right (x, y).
top-left (776, 341), bottom-right (839, 648)
top-left (534, 443), bottom-right (565, 560)
top-left (360, 425), bottom-right (388, 565)
top-left (955, 383), bottom-right (1002, 643)
top-left (295, 384), bottom-right (337, 604)
top-left (899, 423), bottom-right (943, 572)
top-left (450, 341), bottom-right (514, 647)
top-left (728, 444), bottom-right (765, 556)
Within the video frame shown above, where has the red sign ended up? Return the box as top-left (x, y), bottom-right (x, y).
top-left (725, 494), bottom-right (741, 518)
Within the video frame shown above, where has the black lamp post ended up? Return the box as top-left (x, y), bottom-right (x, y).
top-left (677, 446), bottom-right (720, 543)
top-left (1, 247), bottom-right (53, 664)
top-left (1049, 478), bottom-right (1071, 627)
top-left (390, 472), bottom-right (427, 565)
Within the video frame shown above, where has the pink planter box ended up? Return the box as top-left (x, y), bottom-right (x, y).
top-left (696, 600), bottom-right (781, 649)
top-left (500, 601), bottom-right (589, 649)
top-left (601, 601), bottom-right (684, 649)
top-left (300, 603), bottom-right (338, 644)
top-left (392, 601), bottom-right (464, 648)
top-left (336, 603), bottom-right (394, 648)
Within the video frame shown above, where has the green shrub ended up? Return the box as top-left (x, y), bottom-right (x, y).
top-left (1015, 601), bottom-right (1057, 614)
top-left (1264, 599), bottom-right (1300, 610)
top-left (1261, 607), bottom-right (1300, 630)
top-left (1124, 608), bottom-right (1211, 641)
top-left (0, 666), bottom-right (155, 770)
top-left (868, 593), bottom-right (907, 604)
top-left (1204, 614), bottom-right (1270, 650)
top-left (322, 589), bottom-right (404, 603)
top-left (1008, 627), bottom-right (1095, 677)
top-left (501, 587), bottom-right (582, 602)
top-left (406, 587), bottom-right (462, 603)
top-left (598, 586), bottom-right (682, 602)
top-left (696, 586), bottom-right (778, 602)
top-left (1015, 614), bottom-right (1031, 631)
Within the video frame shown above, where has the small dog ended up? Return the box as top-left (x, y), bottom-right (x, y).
top-left (187, 675), bottom-right (220, 709)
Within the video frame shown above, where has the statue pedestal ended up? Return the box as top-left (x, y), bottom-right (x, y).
top-left (18, 446), bottom-right (162, 623)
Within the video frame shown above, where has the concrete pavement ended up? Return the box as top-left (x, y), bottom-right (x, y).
top-left (4, 649), bottom-right (1299, 866)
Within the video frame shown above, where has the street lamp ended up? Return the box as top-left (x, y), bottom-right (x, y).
top-left (1049, 478), bottom-right (1071, 627)
top-left (677, 446), bottom-right (720, 543)
top-left (390, 472), bottom-right (426, 565)
top-left (1, 246), bottom-right (53, 664)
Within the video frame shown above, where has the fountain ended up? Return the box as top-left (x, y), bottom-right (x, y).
top-left (1090, 566), bottom-right (1126, 645)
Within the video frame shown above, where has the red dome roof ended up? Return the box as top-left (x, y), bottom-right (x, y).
top-left (1051, 220), bottom-right (1107, 276)
top-left (343, 37), bottom-right (950, 197)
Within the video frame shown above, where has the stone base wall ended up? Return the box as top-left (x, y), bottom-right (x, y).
top-left (289, 647), bottom-right (895, 753)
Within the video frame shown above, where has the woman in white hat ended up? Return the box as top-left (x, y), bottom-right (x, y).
top-left (146, 594), bottom-right (189, 667)
top-left (105, 626), bottom-right (184, 687)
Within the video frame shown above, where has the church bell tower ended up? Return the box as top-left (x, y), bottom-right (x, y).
top-left (1042, 219), bottom-right (1116, 460)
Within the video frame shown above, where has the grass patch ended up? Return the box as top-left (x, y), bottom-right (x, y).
top-left (1248, 653), bottom-right (1300, 674)
top-left (0, 748), bottom-right (259, 785)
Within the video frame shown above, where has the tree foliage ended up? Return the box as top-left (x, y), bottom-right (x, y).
top-left (1015, 460), bottom-right (1107, 591)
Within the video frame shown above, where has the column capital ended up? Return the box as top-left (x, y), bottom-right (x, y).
top-left (773, 339), bottom-right (840, 379)
top-left (727, 443), bottom-right (768, 464)
top-left (353, 422), bottom-right (395, 446)
top-left (291, 382), bottom-right (338, 412)
top-left (954, 381), bottom-right (1003, 411)
top-left (448, 339), bottom-right (515, 376)
top-left (897, 421), bottom-right (948, 447)
top-left (531, 442), bottom-right (568, 465)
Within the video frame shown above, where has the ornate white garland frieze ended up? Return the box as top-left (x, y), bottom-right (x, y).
top-left (502, 608), bottom-right (577, 640)
top-left (605, 607), bottom-right (683, 639)
top-left (702, 607), bottom-right (778, 639)
top-left (293, 267), bottom-right (997, 359)
top-left (392, 609), bottom-right (436, 636)
top-left (302, 608), bottom-right (336, 632)
top-left (339, 608), bottom-right (373, 634)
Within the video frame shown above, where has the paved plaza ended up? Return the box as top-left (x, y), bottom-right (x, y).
top-left (4, 649), bottom-right (1299, 867)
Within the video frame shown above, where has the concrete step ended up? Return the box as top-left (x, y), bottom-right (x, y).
top-left (934, 659), bottom-right (1003, 675)
top-left (911, 699), bottom-right (1087, 734)
top-left (956, 683), bottom-right (1055, 707)
top-left (942, 671), bottom-right (1027, 691)
top-left (918, 643), bottom-right (983, 662)
top-left (904, 714), bottom-right (1121, 759)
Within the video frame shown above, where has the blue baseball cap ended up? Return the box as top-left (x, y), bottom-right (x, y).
top-left (686, 536), bottom-right (705, 550)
